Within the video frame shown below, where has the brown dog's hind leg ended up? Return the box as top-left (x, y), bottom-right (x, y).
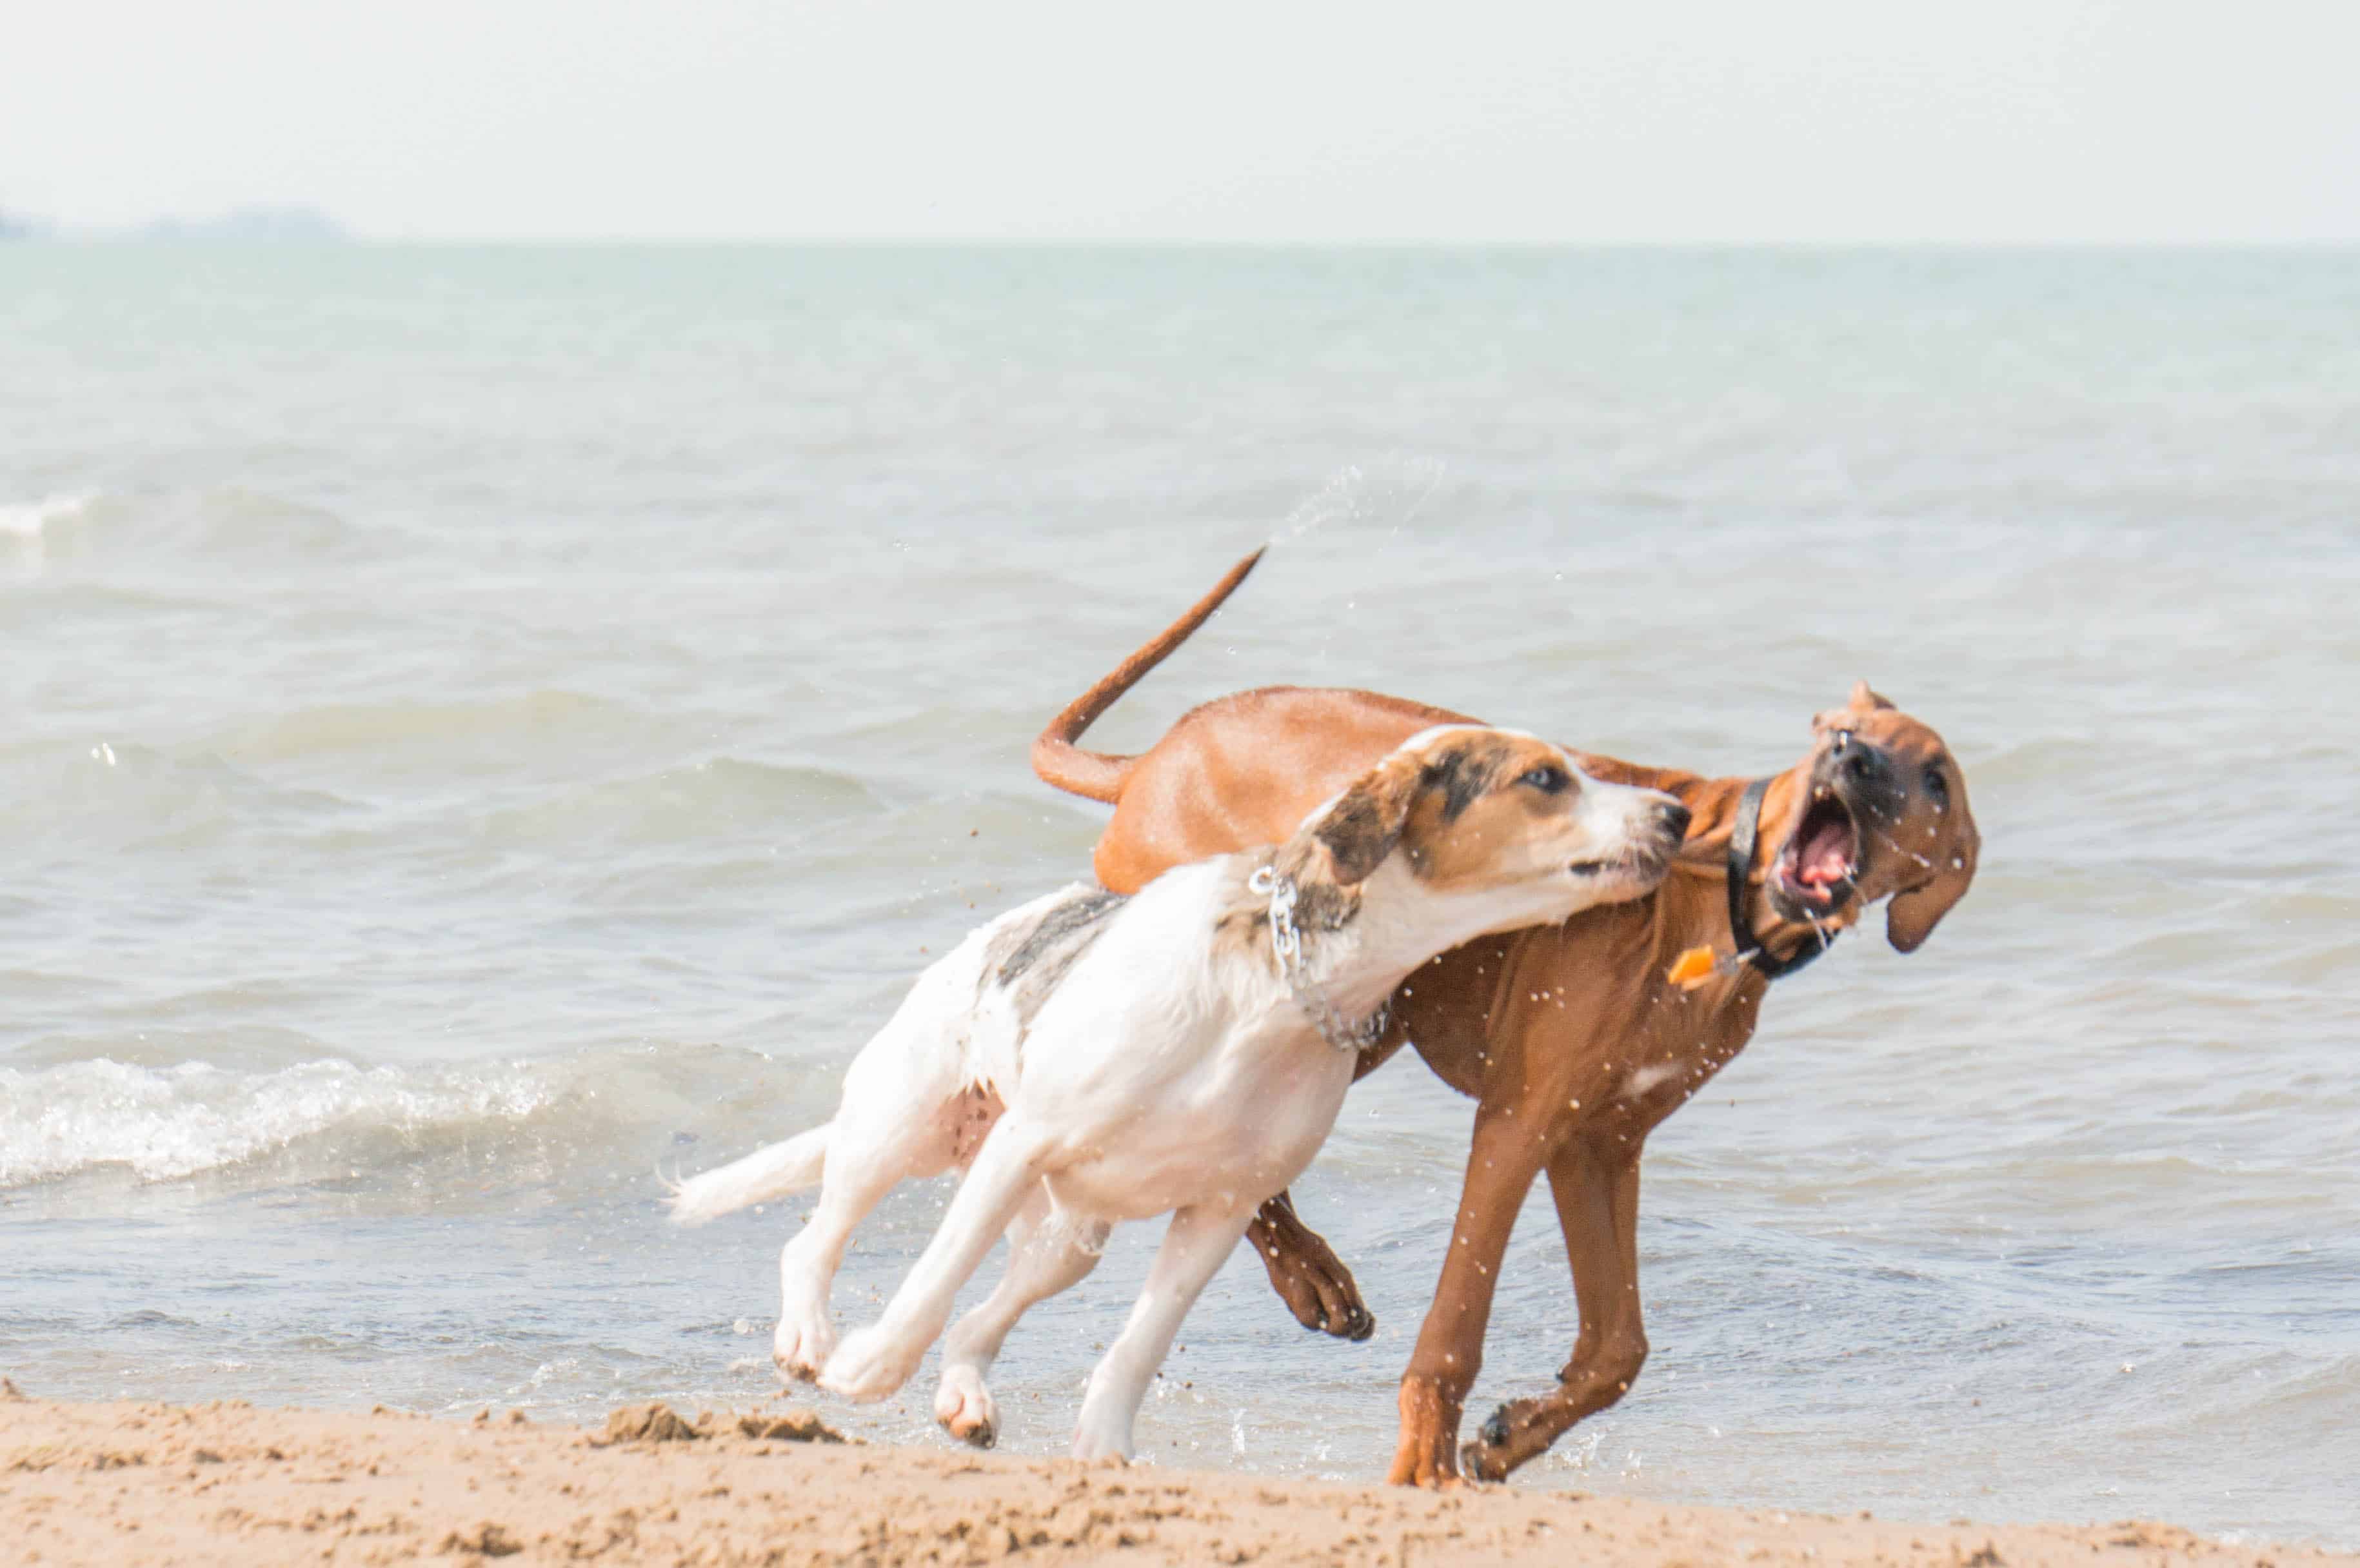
top-left (1248, 1191), bottom-right (1374, 1340)
top-left (1459, 1137), bottom-right (1647, 1481)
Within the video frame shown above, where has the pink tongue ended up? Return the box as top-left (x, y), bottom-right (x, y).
top-left (1797, 821), bottom-right (1851, 888)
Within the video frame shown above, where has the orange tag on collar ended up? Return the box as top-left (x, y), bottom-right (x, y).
top-left (1666, 945), bottom-right (1719, 990)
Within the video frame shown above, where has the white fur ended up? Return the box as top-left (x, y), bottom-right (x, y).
top-left (666, 1126), bottom-right (829, 1224)
top-left (671, 731), bottom-right (1676, 1460)
top-left (1621, 1060), bottom-right (1683, 1100)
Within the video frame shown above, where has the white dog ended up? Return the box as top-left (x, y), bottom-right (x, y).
top-left (671, 725), bottom-right (1686, 1460)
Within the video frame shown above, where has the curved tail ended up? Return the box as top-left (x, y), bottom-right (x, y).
top-left (666, 1124), bottom-right (830, 1226)
top-left (1030, 546), bottom-right (1267, 804)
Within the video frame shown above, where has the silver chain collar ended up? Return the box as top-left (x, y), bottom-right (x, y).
top-left (1249, 864), bottom-right (1390, 1055)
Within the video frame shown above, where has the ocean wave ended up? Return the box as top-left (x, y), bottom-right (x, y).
top-left (0, 487), bottom-right (381, 566)
top-left (0, 491), bottom-right (98, 542)
top-left (0, 737), bottom-right (355, 848)
top-left (0, 1043), bottom-right (839, 1190)
top-left (0, 1057), bottom-right (560, 1184)
top-left (478, 757), bottom-right (882, 847)
top-left (208, 690), bottom-right (649, 768)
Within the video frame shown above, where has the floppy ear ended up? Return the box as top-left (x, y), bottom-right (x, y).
top-left (1887, 801), bottom-right (1978, 953)
top-left (1816, 680), bottom-right (1896, 733)
top-left (1308, 750), bottom-right (1431, 886)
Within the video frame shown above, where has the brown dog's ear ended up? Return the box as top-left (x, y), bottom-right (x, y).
top-left (1814, 680), bottom-right (1896, 733)
top-left (1887, 802), bottom-right (1979, 954)
top-left (1309, 749), bottom-right (1431, 886)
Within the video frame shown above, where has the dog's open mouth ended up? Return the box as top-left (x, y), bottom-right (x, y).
top-left (1772, 788), bottom-right (1860, 913)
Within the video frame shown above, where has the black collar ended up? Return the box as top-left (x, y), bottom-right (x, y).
top-left (1726, 777), bottom-right (1838, 981)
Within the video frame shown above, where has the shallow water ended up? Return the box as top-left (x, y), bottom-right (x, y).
top-left (3, 244), bottom-right (2355, 1544)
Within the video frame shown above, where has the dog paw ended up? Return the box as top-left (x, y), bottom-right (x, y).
top-left (1067, 1420), bottom-right (1134, 1464)
top-left (1295, 1268), bottom-right (1376, 1342)
top-left (772, 1309), bottom-right (836, 1383)
top-left (819, 1325), bottom-right (921, 1404)
top-left (1458, 1400), bottom-right (1538, 1481)
top-left (1459, 1433), bottom-right (1513, 1484)
top-left (933, 1365), bottom-right (998, 1448)
top-left (1385, 1440), bottom-right (1464, 1489)
top-left (1256, 1218), bottom-right (1374, 1341)
top-left (1385, 1379), bottom-right (1465, 1488)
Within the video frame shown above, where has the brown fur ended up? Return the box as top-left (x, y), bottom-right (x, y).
top-left (1030, 554), bottom-right (1980, 1485)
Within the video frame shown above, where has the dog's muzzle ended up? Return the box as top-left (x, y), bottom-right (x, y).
top-left (1767, 731), bottom-right (1896, 923)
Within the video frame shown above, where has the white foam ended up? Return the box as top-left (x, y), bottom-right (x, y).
top-left (0, 492), bottom-right (95, 570)
top-left (0, 491), bottom-right (94, 539)
top-left (0, 1057), bottom-right (557, 1184)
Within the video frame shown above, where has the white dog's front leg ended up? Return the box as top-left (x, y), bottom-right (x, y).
top-left (822, 1116), bottom-right (1055, 1404)
top-left (1071, 1203), bottom-right (1253, 1463)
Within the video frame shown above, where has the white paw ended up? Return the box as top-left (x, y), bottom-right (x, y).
top-left (772, 1307), bottom-right (836, 1383)
top-left (819, 1324), bottom-right (922, 1403)
top-left (1068, 1416), bottom-right (1135, 1464)
top-left (933, 1364), bottom-right (999, 1447)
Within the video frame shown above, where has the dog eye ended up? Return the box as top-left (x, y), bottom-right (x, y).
top-left (1921, 764), bottom-right (1948, 801)
top-left (1518, 766), bottom-right (1570, 795)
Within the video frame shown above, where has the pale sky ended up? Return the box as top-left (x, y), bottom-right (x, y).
top-left (5, 0), bottom-right (2356, 243)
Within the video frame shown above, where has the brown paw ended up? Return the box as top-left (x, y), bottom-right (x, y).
top-left (1386, 1378), bottom-right (1464, 1487)
top-left (1252, 1193), bottom-right (1374, 1342)
top-left (1280, 1260), bottom-right (1375, 1342)
top-left (1385, 1438), bottom-right (1463, 1488)
top-left (1459, 1436), bottom-right (1512, 1482)
top-left (1459, 1401), bottom-right (1538, 1481)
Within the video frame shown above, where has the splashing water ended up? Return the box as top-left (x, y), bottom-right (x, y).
top-left (1274, 459), bottom-right (1447, 543)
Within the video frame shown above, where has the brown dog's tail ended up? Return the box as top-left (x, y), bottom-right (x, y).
top-left (1030, 545), bottom-right (1267, 803)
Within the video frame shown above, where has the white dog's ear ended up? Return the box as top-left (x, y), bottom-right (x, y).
top-left (1307, 749), bottom-right (1433, 886)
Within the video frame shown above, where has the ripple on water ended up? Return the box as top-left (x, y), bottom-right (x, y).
top-left (476, 757), bottom-right (884, 849)
top-left (206, 690), bottom-right (659, 771)
top-left (3, 487), bottom-right (395, 567)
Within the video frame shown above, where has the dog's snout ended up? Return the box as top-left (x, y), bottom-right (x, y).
top-left (1654, 800), bottom-right (1691, 841)
top-left (1842, 744), bottom-right (1887, 785)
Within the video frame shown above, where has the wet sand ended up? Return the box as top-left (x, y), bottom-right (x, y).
top-left (2, 1391), bottom-right (2345, 1566)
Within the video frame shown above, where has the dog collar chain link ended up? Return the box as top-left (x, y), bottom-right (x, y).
top-left (1727, 777), bottom-right (1836, 981)
top-left (1249, 864), bottom-right (1389, 1054)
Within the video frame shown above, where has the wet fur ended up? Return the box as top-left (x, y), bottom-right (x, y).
top-left (673, 725), bottom-right (1683, 1462)
top-left (1029, 555), bottom-right (1981, 1485)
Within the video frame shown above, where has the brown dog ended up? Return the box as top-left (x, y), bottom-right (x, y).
top-left (1031, 550), bottom-right (1980, 1485)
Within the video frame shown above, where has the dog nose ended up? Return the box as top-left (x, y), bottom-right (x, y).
top-left (1656, 801), bottom-right (1691, 840)
top-left (1843, 746), bottom-right (1886, 784)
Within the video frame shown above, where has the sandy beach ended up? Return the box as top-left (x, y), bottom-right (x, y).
top-left (3, 1389), bottom-right (2345, 1567)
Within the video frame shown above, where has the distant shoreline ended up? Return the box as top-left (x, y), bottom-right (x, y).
top-left (0, 205), bottom-right (342, 243)
top-left (6, 226), bottom-right (2358, 250)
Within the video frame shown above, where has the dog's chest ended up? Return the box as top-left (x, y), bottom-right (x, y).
top-left (1609, 984), bottom-right (1762, 1118)
top-left (1043, 1018), bottom-right (1354, 1223)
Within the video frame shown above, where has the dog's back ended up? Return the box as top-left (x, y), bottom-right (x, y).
top-left (669, 878), bottom-right (1152, 1226)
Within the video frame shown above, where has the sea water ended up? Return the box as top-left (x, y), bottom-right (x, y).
top-left (3, 244), bottom-right (2355, 1544)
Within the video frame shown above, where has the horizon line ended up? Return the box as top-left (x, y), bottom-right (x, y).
top-left (8, 232), bottom-right (2359, 250)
